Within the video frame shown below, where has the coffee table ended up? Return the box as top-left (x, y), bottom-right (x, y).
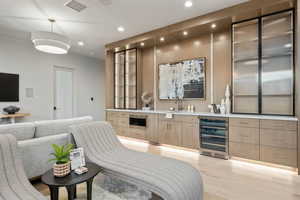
top-left (41, 162), bottom-right (102, 200)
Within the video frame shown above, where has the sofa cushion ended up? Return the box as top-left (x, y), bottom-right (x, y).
top-left (0, 123), bottom-right (35, 141)
top-left (34, 116), bottom-right (93, 138)
top-left (18, 133), bottom-right (73, 178)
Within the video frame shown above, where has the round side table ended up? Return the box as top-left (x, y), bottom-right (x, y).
top-left (42, 162), bottom-right (102, 200)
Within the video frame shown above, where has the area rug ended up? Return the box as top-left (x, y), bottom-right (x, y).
top-left (47, 174), bottom-right (152, 200)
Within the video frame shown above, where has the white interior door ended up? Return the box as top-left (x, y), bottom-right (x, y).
top-left (54, 67), bottom-right (74, 119)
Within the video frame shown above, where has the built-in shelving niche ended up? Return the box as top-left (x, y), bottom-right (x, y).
top-left (232, 9), bottom-right (294, 116)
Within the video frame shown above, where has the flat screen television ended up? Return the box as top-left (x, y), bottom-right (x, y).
top-left (0, 73), bottom-right (19, 102)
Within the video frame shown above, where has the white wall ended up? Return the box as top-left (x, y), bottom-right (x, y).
top-left (0, 36), bottom-right (105, 122)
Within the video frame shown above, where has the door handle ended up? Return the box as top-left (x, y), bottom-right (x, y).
top-left (54, 106), bottom-right (57, 110)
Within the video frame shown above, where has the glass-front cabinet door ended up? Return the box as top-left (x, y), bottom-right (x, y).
top-left (114, 49), bottom-right (137, 109)
top-left (232, 19), bottom-right (259, 114)
top-left (114, 51), bottom-right (125, 109)
top-left (261, 11), bottom-right (294, 115)
top-left (232, 10), bottom-right (294, 116)
top-left (125, 49), bottom-right (137, 109)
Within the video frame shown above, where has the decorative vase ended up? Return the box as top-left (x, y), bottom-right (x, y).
top-left (225, 85), bottom-right (231, 114)
top-left (53, 162), bottom-right (70, 177)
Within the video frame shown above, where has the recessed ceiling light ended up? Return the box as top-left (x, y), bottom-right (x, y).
top-left (184, 0), bottom-right (193, 8)
top-left (160, 37), bottom-right (165, 42)
top-left (140, 42), bottom-right (145, 47)
top-left (77, 41), bottom-right (84, 46)
top-left (117, 26), bottom-right (125, 32)
top-left (211, 24), bottom-right (216, 29)
top-left (183, 31), bottom-right (188, 36)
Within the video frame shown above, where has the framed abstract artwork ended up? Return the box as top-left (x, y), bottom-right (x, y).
top-left (158, 57), bottom-right (206, 100)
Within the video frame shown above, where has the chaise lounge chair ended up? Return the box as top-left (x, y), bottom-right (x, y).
top-left (0, 134), bottom-right (47, 200)
top-left (71, 121), bottom-right (203, 200)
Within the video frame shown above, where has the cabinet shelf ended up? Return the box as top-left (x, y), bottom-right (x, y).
top-left (201, 142), bottom-right (226, 148)
top-left (234, 57), bottom-right (258, 63)
top-left (233, 31), bottom-right (292, 46)
top-left (201, 134), bottom-right (226, 139)
top-left (262, 31), bottom-right (293, 40)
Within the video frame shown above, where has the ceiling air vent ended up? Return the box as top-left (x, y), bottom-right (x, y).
top-left (64, 0), bottom-right (87, 12)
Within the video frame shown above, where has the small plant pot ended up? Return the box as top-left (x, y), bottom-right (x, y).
top-left (53, 162), bottom-right (70, 177)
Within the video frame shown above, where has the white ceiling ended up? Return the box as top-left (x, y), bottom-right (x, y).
top-left (0, 0), bottom-right (248, 60)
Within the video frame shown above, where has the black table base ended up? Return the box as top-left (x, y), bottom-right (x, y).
top-left (42, 163), bottom-right (102, 200)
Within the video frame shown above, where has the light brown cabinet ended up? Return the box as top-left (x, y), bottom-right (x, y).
top-left (229, 142), bottom-right (259, 160)
top-left (107, 111), bottom-right (298, 168)
top-left (229, 118), bottom-right (298, 167)
top-left (146, 115), bottom-right (159, 143)
top-left (260, 146), bottom-right (297, 167)
top-left (158, 115), bottom-right (199, 149)
top-left (181, 122), bottom-right (199, 149)
top-left (159, 120), bottom-right (182, 146)
top-left (229, 126), bottom-right (259, 144)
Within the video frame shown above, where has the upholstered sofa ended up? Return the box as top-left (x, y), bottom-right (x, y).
top-left (0, 116), bottom-right (93, 179)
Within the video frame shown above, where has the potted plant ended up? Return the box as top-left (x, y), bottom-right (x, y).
top-left (49, 144), bottom-right (74, 177)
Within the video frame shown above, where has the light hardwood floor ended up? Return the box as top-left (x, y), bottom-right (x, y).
top-left (33, 137), bottom-right (300, 200)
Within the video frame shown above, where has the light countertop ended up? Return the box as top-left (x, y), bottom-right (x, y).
top-left (105, 109), bottom-right (298, 121)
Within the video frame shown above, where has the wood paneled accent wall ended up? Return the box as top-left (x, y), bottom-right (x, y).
top-left (106, 29), bottom-right (231, 112)
top-left (141, 29), bottom-right (231, 111)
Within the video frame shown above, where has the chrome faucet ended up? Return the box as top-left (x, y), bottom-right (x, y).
top-left (175, 97), bottom-right (184, 111)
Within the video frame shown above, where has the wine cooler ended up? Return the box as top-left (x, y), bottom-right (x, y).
top-left (199, 117), bottom-right (229, 159)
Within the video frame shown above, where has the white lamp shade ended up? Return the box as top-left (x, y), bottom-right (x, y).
top-left (31, 31), bottom-right (71, 54)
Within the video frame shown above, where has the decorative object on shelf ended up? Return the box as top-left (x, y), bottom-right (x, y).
top-left (141, 92), bottom-right (153, 110)
top-left (225, 85), bottom-right (231, 114)
top-left (175, 97), bottom-right (184, 111)
top-left (208, 105), bottom-right (214, 113)
top-left (70, 147), bottom-right (85, 170)
top-left (187, 104), bottom-right (195, 112)
top-left (3, 106), bottom-right (20, 114)
top-left (159, 57), bottom-right (206, 100)
top-left (220, 99), bottom-right (226, 115)
top-left (208, 104), bottom-right (220, 114)
top-left (169, 107), bottom-right (175, 111)
top-left (31, 19), bottom-right (71, 54)
top-left (49, 143), bottom-right (74, 177)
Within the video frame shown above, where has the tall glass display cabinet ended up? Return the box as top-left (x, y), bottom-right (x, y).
top-left (232, 10), bottom-right (294, 115)
top-left (114, 48), bottom-right (137, 109)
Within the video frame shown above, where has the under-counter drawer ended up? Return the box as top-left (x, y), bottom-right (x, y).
top-left (117, 112), bottom-right (129, 118)
top-left (230, 118), bottom-right (259, 128)
top-left (229, 142), bottom-right (259, 160)
top-left (158, 114), bottom-right (182, 122)
top-left (128, 128), bottom-right (146, 140)
top-left (106, 112), bottom-right (118, 120)
top-left (260, 146), bottom-right (297, 167)
top-left (260, 120), bottom-right (297, 131)
top-left (229, 127), bottom-right (259, 144)
top-left (260, 129), bottom-right (297, 149)
top-left (178, 116), bottom-right (198, 123)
